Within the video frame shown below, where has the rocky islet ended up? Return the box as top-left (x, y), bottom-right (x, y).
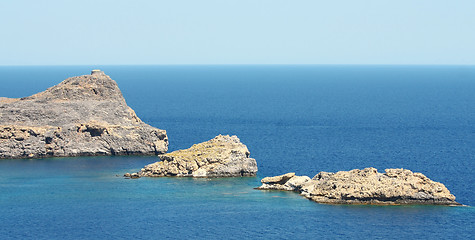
top-left (126, 134), bottom-right (258, 178)
top-left (257, 168), bottom-right (461, 205)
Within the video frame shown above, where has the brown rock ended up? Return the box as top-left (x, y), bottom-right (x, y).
top-left (0, 70), bottom-right (168, 159)
top-left (261, 172), bottom-right (295, 184)
top-left (257, 173), bottom-right (311, 191)
top-left (136, 135), bottom-right (258, 178)
top-left (257, 168), bottom-right (460, 205)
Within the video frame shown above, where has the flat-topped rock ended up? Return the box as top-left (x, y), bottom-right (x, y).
top-left (261, 172), bottom-right (296, 184)
top-left (131, 135), bottom-right (258, 178)
top-left (259, 173), bottom-right (311, 191)
top-left (0, 70), bottom-right (168, 159)
top-left (257, 168), bottom-right (460, 205)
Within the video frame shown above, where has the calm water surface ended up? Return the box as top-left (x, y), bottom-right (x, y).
top-left (0, 65), bottom-right (474, 239)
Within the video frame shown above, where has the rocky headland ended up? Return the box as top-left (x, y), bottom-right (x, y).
top-left (125, 135), bottom-right (258, 178)
top-left (0, 70), bottom-right (168, 158)
top-left (257, 168), bottom-right (460, 205)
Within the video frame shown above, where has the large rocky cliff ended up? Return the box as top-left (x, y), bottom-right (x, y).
top-left (0, 70), bottom-right (168, 159)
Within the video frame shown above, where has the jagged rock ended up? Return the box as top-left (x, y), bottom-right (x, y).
top-left (0, 70), bottom-right (168, 159)
top-left (257, 173), bottom-right (311, 191)
top-left (257, 168), bottom-right (460, 205)
top-left (261, 172), bottom-right (295, 184)
top-left (133, 135), bottom-right (258, 178)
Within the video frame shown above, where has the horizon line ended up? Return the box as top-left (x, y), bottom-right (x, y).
top-left (0, 63), bottom-right (474, 67)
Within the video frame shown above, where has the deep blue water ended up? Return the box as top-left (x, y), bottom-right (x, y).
top-left (0, 65), bottom-right (474, 239)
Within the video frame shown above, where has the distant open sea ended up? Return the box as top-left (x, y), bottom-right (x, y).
top-left (0, 65), bottom-right (474, 239)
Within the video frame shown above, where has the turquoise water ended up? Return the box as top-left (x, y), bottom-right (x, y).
top-left (0, 65), bottom-right (474, 239)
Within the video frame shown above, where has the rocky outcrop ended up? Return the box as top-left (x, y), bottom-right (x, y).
top-left (0, 70), bottom-right (168, 159)
top-left (129, 135), bottom-right (258, 178)
top-left (258, 173), bottom-right (312, 191)
top-left (257, 168), bottom-right (460, 205)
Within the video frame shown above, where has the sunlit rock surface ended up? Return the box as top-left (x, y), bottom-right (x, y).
top-left (132, 135), bottom-right (257, 178)
top-left (0, 70), bottom-right (168, 158)
top-left (257, 168), bottom-right (460, 205)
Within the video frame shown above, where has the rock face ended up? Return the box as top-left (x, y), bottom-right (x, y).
top-left (0, 70), bottom-right (168, 159)
top-left (257, 168), bottom-right (460, 205)
top-left (133, 135), bottom-right (258, 177)
top-left (258, 173), bottom-right (312, 191)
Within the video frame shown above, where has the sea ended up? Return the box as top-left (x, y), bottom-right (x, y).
top-left (0, 65), bottom-right (474, 239)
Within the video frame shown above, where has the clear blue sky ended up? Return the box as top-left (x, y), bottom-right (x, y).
top-left (1, 0), bottom-right (474, 65)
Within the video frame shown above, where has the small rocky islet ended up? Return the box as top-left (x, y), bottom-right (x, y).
top-left (257, 168), bottom-right (461, 206)
top-left (125, 134), bottom-right (258, 178)
top-left (0, 70), bottom-right (461, 205)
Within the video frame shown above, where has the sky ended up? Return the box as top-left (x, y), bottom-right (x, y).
top-left (0, 0), bottom-right (474, 65)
